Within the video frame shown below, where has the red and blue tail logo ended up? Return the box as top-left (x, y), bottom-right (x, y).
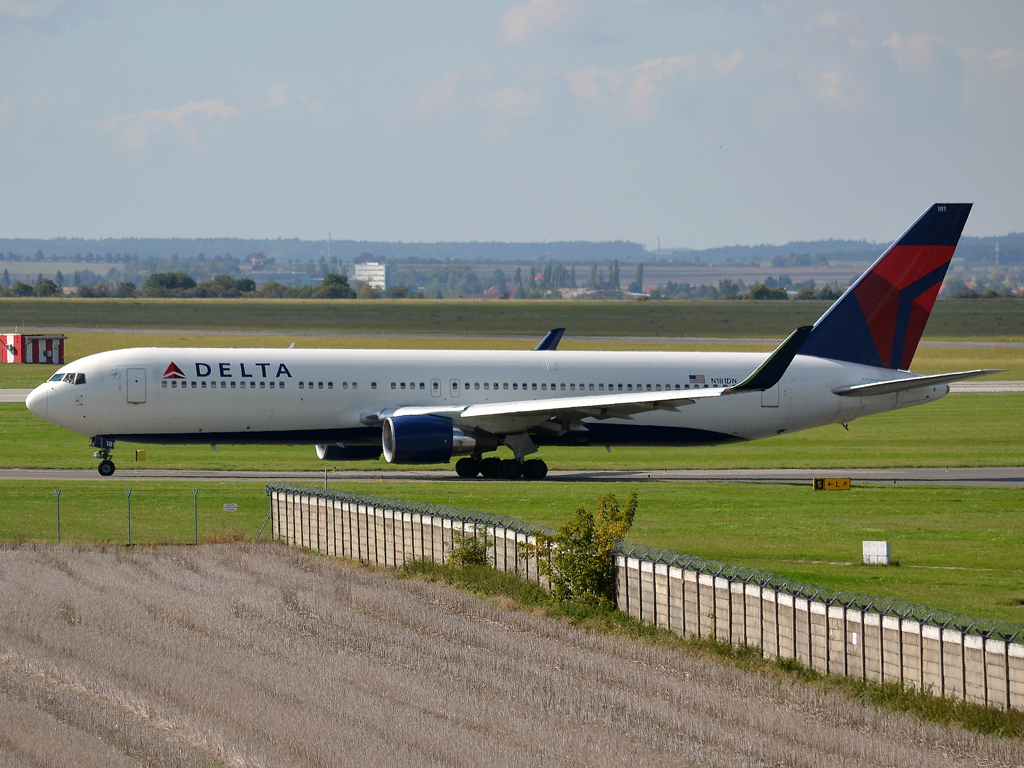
top-left (800, 203), bottom-right (972, 370)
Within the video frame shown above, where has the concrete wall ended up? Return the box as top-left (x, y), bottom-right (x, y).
top-left (616, 556), bottom-right (1024, 711)
top-left (270, 488), bottom-right (1024, 712)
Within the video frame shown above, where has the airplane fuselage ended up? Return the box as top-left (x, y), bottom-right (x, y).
top-left (29, 346), bottom-right (947, 450)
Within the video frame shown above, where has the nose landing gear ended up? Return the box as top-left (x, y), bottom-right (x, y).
top-left (89, 436), bottom-right (116, 477)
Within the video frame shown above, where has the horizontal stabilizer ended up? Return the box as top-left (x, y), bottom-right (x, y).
top-left (831, 369), bottom-right (1003, 397)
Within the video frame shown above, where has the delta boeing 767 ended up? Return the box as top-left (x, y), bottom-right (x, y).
top-left (26, 204), bottom-right (998, 479)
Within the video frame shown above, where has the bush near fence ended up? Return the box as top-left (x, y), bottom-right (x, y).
top-left (266, 483), bottom-right (1024, 712)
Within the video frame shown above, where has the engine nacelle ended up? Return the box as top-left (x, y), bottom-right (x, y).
top-left (381, 415), bottom-right (497, 464)
top-left (315, 444), bottom-right (382, 461)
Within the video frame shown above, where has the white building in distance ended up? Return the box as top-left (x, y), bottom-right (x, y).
top-left (354, 262), bottom-right (393, 291)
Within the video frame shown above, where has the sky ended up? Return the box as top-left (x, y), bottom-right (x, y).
top-left (1, 1), bottom-right (1022, 249)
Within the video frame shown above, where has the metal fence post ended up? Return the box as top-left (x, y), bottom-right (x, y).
top-left (125, 488), bottom-right (132, 545)
top-left (192, 488), bottom-right (199, 545)
top-left (55, 489), bottom-right (61, 544)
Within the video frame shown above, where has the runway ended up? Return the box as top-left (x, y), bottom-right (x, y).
top-left (2, 466), bottom-right (1021, 486)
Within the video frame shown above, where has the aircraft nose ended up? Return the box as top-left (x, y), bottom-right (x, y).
top-left (26, 385), bottom-right (48, 419)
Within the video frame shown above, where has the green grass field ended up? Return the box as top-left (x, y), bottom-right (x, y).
top-left (4, 479), bottom-right (1022, 624)
top-left (2, 393), bottom-right (1020, 470)
top-left (1, 296), bottom-right (1021, 340)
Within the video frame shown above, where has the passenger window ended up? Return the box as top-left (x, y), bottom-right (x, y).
top-left (342, 382), bottom-right (348, 389)
top-left (560, 383), bottom-right (566, 390)
top-left (279, 382), bottom-right (285, 390)
top-left (598, 384), bottom-right (604, 390)
top-left (318, 382), bottom-right (323, 389)
top-left (328, 382), bottom-right (333, 389)
top-left (541, 383), bottom-right (546, 390)
top-left (532, 383), bottom-right (537, 390)
top-left (201, 381), bottom-right (207, 388)
top-left (570, 384), bottom-right (575, 390)
top-left (299, 382), bottom-right (304, 389)
top-left (190, 381), bottom-right (197, 389)
top-left (627, 384), bottom-right (633, 391)
top-left (503, 383), bottom-right (508, 390)
top-left (230, 381), bottom-right (236, 389)
top-left (512, 383), bottom-right (518, 390)
top-left (371, 382), bottom-right (377, 389)
top-left (655, 384), bottom-right (661, 391)
top-left (493, 382), bottom-right (498, 390)
top-left (352, 383), bottom-right (357, 389)
top-left (475, 383), bottom-right (480, 389)
top-left (483, 383), bottom-right (489, 390)
top-left (162, 381), bottom-right (167, 388)
top-left (259, 381), bottom-right (266, 389)
top-left (401, 382), bottom-right (406, 390)
top-left (589, 383), bottom-right (595, 391)
top-left (269, 382), bottom-right (275, 389)
top-left (419, 383), bottom-right (425, 390)
top-left (391, 382), bottom-right (397, 389)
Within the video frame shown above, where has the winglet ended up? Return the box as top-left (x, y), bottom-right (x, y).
top-left (535, 328), bottom-right (565, 351)
top-left (727, 325), bottom-right (813, 393)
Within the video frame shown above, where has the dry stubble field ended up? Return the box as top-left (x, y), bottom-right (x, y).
top-left (1, 544), bottom-right (1022, 768)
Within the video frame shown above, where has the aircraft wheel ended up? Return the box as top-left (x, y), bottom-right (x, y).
top-left (98, 460), bottom-right (116, 477)
top-left (500, 459), bottom-right (523, 480)
top-left (455, 458), bottom-right (480, 478)
top-left (522, 459), bottom-right (548, 480)
top-left (480, 457), bottom-right (502, 478)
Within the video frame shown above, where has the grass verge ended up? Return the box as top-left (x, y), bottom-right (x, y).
top-left (401, 559), bottom-right (1024, 739)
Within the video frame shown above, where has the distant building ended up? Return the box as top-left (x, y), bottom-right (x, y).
top-left (355, 262), bottom-right (393, 291)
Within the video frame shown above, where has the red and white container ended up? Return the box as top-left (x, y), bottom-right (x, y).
top-left (1, 333), bottom-right (67, 364)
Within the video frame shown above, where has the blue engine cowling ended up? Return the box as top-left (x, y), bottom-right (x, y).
top-left (316, 444), bottom-right (382, 461)
top-left (381, 415), bottom-right (498, 464)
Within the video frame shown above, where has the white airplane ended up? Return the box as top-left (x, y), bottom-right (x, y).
top-left (26, 203), bottom-right (998, 479)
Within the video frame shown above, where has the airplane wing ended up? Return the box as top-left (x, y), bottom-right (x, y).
top-left (386, 326), bottom-right (813, 432)
top-left (831, 368), bottom-right (1003, 397)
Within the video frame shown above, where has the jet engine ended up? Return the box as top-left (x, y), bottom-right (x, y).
top-left (381, 415), bottom-right (498, 464)
top-left (315, 444), bottom-right (383, 461)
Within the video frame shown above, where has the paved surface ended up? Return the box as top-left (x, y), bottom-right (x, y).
top-left (0, 389), bottom-right (32, 403)
top-left (2, 466), bottom-right (1021, 486)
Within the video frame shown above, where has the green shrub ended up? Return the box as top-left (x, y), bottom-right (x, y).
top-left (529, 491), bottom-right (638, 607)
top-left (445, 525), bottom-right (491, 569)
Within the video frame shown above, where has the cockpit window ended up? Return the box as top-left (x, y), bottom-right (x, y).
top-left (63, 373), bottom-right (75, 383)
top-left (75, 373), bottom-right (86, 385)
top-left (49, 374), bottom-right (64, 382)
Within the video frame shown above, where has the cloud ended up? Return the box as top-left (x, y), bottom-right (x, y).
top-left (0, 0), bottom-right (64, 19)
top-left (569, 55), bottom-right (695, 119)
top-left (987, 48), bottom-right (1024, 72)
top-left (103, 99), bottom-right (242, 150)
top-left (263, 82), bottom-right (289, 109)
top-left (482, 86), bottom-right (541, 115)
top-left (714, 50), bottom-right (745, 76)
top-left (882, 33), bottom-right (960, 80)
top-left (500, 0), bottom-right (571, 45)
top-left (0, 95), bottom-right (12, 126)
top-left (817, 71), bottom-right (842, 102)
top-left (415, 70), bottom-right (459, 117)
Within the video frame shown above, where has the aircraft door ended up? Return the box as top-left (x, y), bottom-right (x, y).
top-left (126, 368), bottom-right (146, 404)
top-left (761, 384), bottom-right (779, 407)
top-left (449, 379), bottom-right (461, 399)
top-left (430, 378), bottom-right (441, 397)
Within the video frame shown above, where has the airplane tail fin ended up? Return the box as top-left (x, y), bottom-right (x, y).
top-left (800, 203), bottom-right (972, 370)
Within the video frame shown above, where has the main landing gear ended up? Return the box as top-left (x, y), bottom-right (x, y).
top-left (455, 456), bottom-right (548, 480)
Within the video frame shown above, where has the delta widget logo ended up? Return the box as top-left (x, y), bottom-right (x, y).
top-left (163, 362), bottom-right (186, 380)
